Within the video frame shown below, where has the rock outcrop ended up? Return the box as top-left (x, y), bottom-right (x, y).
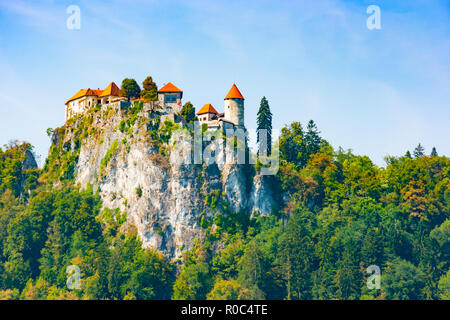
top-left (50, 103), bottom-right (275, 259)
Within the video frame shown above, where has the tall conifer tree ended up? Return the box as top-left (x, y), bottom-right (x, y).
top-left (257, 97), bottom-right (273, 157)
top-left (431, 147), bottom-right (438, 157)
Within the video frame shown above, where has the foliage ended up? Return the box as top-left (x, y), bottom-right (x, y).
top-left (120, 78), bottom-right (141, 101)
top-left (1, 111), bottom-right (449, 301)
top-left (100, 140), bottom-right (119, 174)
top-left (437, 269), bottom-right (450, 300)
top-left (0, 141), bottom-right (39, 198)
top-left (256, 97), bottom-right (272, 156)
top-left (180, 101), bottom-right (196, 123)
top-left (141, 76), bottom-right (158, 101)
top-left (382, 258), bottom-right (426, 300)
top-left (172, 262), bottom-right (213, 300)
top-left (207, 280), bottom-right (241, 300)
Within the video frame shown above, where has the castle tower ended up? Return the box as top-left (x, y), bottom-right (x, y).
top-left (224, 84), bottom-right (245, 127)
top-left (157, 82), bottom-right (183, 113)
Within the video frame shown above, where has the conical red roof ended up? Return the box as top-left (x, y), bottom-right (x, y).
top-left (224, 84), bottom-right (244, 100)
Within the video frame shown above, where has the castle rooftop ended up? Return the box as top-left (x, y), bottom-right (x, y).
top-left (197, 104), bottom-right (218, 115)
top-left (157, 82), bottom-right (183, 93)
top-left (224, 84), bottom-right (244, 100)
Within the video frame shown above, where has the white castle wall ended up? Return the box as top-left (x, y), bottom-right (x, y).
top-left (224, 98), bottom-right (244, 127)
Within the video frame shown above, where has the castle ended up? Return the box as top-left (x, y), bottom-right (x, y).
top-left (64, 82), bottom-right (245, 130)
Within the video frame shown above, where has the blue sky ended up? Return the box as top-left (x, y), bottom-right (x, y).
top-left (0, 0), bottom-right (449, 166)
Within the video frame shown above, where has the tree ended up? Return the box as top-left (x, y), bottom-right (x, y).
top-left (172, 262), bottom-right (213, 300)
top-left (405, 150), bottom-right (412, 158)
top-left (237, 240), bottom-right (266, 299)
top-left (121, 250), bottom-right (173, 300)
top-left (279, 210), bottom-right (315, 299)
top-left (207, 280), bottom-right (241, 300)
top-left (438, 270), bottom-right (450, 300)
top-left (382, 258), bottom-right (426, 300)
top-left (279, 122), bottom-right (305, 166)
top-left (141, 76), bottom-right (158, 101)
top-left (431, 147), bottom-right (438, 157)
top-left (180, 102), bottom-right (196, 123)
top-left (107, 244), bottom-right (124, 299)
top-left (413, 143), bottom-right (425, 158)
top-left (401, 180), bottom-right (428, 219)
top-left (120, 78), bottom-right (141, 101)
top-left (257, 97), bottom-right (272, 156)
top-left (333, 250), bottom-right (361, 300)
top-left (304, 120), bottom-right (323, 157)
top-left (46, 128), bottom-right (53, 138)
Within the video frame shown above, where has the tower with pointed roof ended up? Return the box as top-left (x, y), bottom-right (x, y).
top-left (157, 82), bottom-right (183, 113)
top-left (224, 84), bottom-right (245, 127)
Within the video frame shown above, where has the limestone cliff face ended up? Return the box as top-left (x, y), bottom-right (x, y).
top-left (51, 103), bottom-right (275, 259)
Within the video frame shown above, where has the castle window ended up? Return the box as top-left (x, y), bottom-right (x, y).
top-left (164, 94), bottom-right (177, 103)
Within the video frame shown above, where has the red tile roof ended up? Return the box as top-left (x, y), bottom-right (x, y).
top-left (65, 82), bottom-right (120, 104)
top-left (100, 82), bottom-right (120, 97)
top-left (224, 84), bottom-right (244, 100)
top-left (157, 82), bottom-right (182, 93)
top-left (197, 104), bottom-right (218, 115)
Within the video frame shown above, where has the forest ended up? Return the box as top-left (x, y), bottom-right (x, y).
top-left (0, 116), bottom-right (448, 300)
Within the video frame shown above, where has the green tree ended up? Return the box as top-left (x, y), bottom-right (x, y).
top-left (257, 97), bottom-right (272, 156)
top-left (207, 280), bottom-right (241, 300)
top-left (180, 101), bottom-right (196, 123)
top-left (279, 122), bottom-right (305, 166)
top-left (437, 270), bottom-right (450, 300)
top-left (382, 258), bottom-right (426, 300)
top-left (107, 244), bottom-right (124, 299)
top-left (430, 147), bottom-right (438, 157)
top-left (122, 249), bottom-right (173, 300)
top-left (120, 78), bottom-right (141, 101)
top-left (413, 143), bottom-right (425, 158)
top-left (141, 76), bottom-right (158, 101)
top-left (304, 120), bottom-right (323, 157)
top-left (172, 262), bottom-right (213, 300)
top-left (237, 240), bottom-right (266, 299)
top-left (46, 128), bottom-right (53, 138)
top-left (278, 210), bottom-right (315, 299)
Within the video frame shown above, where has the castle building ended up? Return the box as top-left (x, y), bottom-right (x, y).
top-left (195, 84), bottom-right (245, 130)
top-left (224, 84), bottom-right (245, 127)
top-left (157, 82), bottom-right (183, 113)
top-left (197, 104), bottom-right (219, 124)
top-left (64, 81), bottom-right (245, 131)
top-left (65, 82), bottom-right (120, 121)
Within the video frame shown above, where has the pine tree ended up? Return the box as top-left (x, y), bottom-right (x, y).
top-left (304, 120), bottom-right (322, 157)
top-left (431, 147), bottom-right (438, 157)
top-left (256, 97), bottom-right (272, 157)
top-left (413, 143), bottom-right (425, 158)
top-left (405, 150), bottom-right (412, 158)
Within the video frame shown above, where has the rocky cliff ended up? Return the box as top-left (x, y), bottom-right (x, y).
top-left (46, 102), bottom-right (275, 259)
